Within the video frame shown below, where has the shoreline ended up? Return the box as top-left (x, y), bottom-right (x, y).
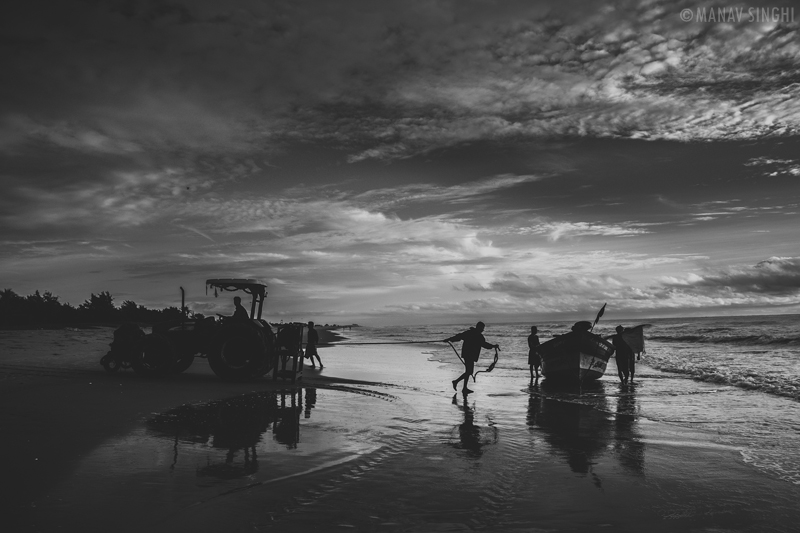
top-left (0, 323), bottom-right (354, 333)
top-left (314, 326), bottom-right (346, 345)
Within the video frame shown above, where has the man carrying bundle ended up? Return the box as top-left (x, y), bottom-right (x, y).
top-left (446, 321), bottom-right (500, 394)
top-left (610, 325), bottom-right (635, 383)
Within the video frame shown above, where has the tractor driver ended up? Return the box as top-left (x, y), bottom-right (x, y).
top-left (232, 296), bottom-right (249, 320)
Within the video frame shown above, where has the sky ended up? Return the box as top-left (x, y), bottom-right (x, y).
top-left (2, 0), bottom-right (800, 325)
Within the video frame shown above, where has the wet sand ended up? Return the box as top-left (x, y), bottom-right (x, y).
top-left (3, 328), bottom-right (800, 532)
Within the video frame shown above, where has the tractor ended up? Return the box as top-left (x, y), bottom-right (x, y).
top-left (104, 279), bottom-right (306, 381)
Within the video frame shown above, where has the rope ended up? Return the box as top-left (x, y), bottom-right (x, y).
top-left (328, 339), bottom-right (445, 345)
top-left (473, 346), bottom-right (500, 381)
top-left (325, 338), bottom-right (501, 381)
top-left (446, 340), bottom-right (465, 365)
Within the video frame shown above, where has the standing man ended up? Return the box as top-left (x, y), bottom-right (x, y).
top-left (528, 325), bottom-right (541, 382)
top-left (305, 321), bottom-right (323, 369)
top-left (446, 321), bottom-right (499, 394)
top-left (610, 325), bottom-right (634, 383)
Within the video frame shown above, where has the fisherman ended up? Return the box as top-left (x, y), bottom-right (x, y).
top-left (305, 321), bottom-right (323, 369)
top-left (446, 321), bottom-right (500, 394)
top-left (610, 325), bottom-right (635, 383)
top-left (232, 296), bottom-right (249, 320)
top-left (528, 325), bottom-right (541, 382)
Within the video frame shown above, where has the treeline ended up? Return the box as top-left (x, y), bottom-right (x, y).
top-left (0, 289), bottom-right (185, 329)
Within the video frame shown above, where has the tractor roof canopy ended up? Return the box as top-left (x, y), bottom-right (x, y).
top-left (206, 279), bottom-right (268, 297)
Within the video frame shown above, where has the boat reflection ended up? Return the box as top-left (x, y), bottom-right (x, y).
top-left (527, 380), bottom-right (645, 481)
top-left (147, 388), bottom-right (314, 479)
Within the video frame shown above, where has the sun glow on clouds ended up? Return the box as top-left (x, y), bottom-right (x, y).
top-left (4, 163), bottom-right (798, 320)
top-left (662, 257), bottom-right (800, 296)
top-left (513, 220), bottom-right (651, 241)
top-left (353, 174), bottom-right (546, 207)
top-left (175, 252), bottom-right (291, 263)
top-left (449, 257), bottom-right (800, 317)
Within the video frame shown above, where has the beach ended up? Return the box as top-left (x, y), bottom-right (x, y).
top-left (3, 322), bottom-right (800, 532)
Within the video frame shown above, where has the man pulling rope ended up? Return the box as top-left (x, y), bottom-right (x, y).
top-left (445, 321), bottom-right (500, 395)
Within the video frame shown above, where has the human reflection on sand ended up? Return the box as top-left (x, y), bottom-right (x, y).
top-left (526, 380), bottom-right (646, 483)
top-left (148, 388), bottom-right (312, 480)
top-left (613, 383), bottom-right (646, 475)
top-left (449, 394), bottom-right (498, 459)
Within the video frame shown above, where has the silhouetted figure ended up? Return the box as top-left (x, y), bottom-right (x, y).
top-left (610, 325), bottom-right (635, 383)
top-left (305, 321), bottom-right (323, 368)
top-left (528, 325), bottom-right (541, 382)
top-left (446, 321), bottom-right (499, 394)
top-left (232, 296), bottom-right (249, 320)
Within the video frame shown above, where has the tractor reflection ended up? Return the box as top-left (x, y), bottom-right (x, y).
top-left (148, 388), bottom-right (317, 480)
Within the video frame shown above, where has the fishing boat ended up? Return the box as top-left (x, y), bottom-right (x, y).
top-left (539, 321), bottom-right (615, 383)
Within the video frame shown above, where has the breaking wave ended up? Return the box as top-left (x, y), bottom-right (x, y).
top-left (645, 356), bottom-right (800, 402)
top-left (649, 334), bottom-right (800, 346)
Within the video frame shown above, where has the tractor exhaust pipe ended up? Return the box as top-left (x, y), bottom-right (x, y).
top-left (180, 286), bottom-right (186, 324)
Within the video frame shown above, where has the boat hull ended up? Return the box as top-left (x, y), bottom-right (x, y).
top-left (539, 330), bottom-right (614, 383)
top-left (541, 351), bottom-right (608, 382)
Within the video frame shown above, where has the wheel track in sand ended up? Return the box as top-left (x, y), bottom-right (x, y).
top-left (0, 362), bottom-right (100, 379)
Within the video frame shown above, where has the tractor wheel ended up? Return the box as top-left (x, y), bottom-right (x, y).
top-left (100, 351), bottom-right (120, 374)
top-left (249, 342), bottom-right (275, 377)
top-left (171, 352), bottom-right (196, 374)
top-left (208, 326), bottom-right (267, 380)
top-left (134, 334), bottom-right (176, 376)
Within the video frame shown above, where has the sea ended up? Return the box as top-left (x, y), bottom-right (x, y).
top-left (356, 314), bottom-right (800, 401)
top-left (344, 314), bottom-right (800, 485)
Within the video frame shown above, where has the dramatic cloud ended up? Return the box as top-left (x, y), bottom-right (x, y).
top-left (2, 0), bottom-right (799, 323)
top-left (662, 257), bottom-right (800, 296)
top-left (745, 156), bottom-right (800, 176)
top-left (0, 168), bottom-right (216, 232)
top-left (4, 0), bottom-right (800, 164)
